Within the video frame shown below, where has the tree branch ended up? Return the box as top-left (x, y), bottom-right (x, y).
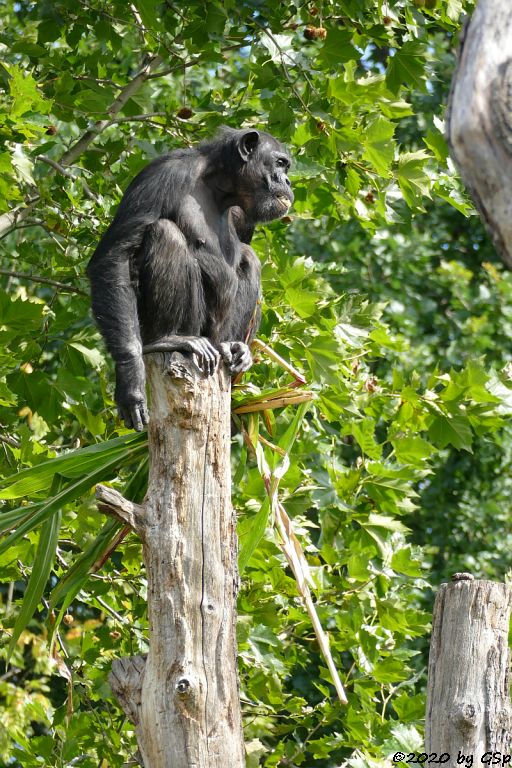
top-left (106, 112), bottom-right (166, 124)
top-left (109, 655), bottom-right (147, 726)
top-left (36, 156), bottom-right (98, 202)
top-left (95, 484), bottom-right (145, 531)
top-left (447, 0), bottom-right (512, 267)
top-left (0, 268), bottom-right (88, 296)
top-left (60, 54), bottom-right (163, 167)
top-left (0, 200), bottom-right (40, 239)
top-left (0, 434), bottom-right (21, 449)
top-left (0, 54), bottom-right (164, 238)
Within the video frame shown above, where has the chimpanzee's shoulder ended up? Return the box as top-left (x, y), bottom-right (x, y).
top-left (146, 148), bottom-right (202, 182)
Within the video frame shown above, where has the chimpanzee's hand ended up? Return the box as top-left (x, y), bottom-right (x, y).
top-left (143, 335), bottom-right (220, 376)
top-left (179, 336), bottom-right (220, 376)
top-left (115, 357), bottom-right (149, 432)
top-left (219, 341), bottom-right (252, 375)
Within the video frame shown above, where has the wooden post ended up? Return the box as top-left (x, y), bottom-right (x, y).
top-left (96, 353), bottom-right (245, 768)
top-left (447, 0), bottom-right (512, 267)
top-left (425, 574), bottom-right (512, 763)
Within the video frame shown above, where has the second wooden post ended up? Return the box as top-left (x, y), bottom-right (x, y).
top-left (425, 574), bottom-right (512, 764)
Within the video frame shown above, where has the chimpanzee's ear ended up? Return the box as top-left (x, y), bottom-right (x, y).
top-left (238, 130), bottom-right (260, 162)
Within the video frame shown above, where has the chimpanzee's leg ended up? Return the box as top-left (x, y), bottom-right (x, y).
top-left (138, 219), bottom-right (220, 374)
top-left (219, 244), bottom-right (261, 375)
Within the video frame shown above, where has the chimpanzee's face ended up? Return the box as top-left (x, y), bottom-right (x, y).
top-left (238, 133), bottom-right (294, 223)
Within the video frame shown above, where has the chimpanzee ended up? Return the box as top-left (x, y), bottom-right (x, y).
top-left (87, 128), bottom-right (293, 431)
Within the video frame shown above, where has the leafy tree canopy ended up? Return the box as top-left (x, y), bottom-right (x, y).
top-left (1, 1), bottom-right (511, 766)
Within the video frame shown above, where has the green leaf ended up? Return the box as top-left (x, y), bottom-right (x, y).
top-left (278, 401), bottom-right (310, 455)
top-left (373, 657), bottom-right (410, 683)
top-left (364, 513), bottom-right (410, 534)
top-left (0, 445), bottom-right (146, 552)
top-left (68, 342), bottom-right (105, 371)
top-left (423, 129), bottom-right (448, 163)
top-left (386, 41), bottom-right (426, 93)
top-left (391, 547), bottom-right (422, 577)
top-left (349, 418), bottom-right (382, 460)
top-left (347, 552), bottom-right (370, 580)
top-left (362, 117), bottom-right (395, 176)
top-left (393, 693), bottom-right (426, 721)
top-left (446, 0), bottom-right (463, 21)
top-left (284, 286), bottom-right (321, 318)
top-left (318, 29), bottom-right (358, 67)
top-left (238, 499), bottom-right (271, 574)
top-left (397, 150), bottom-right (432, 209)
top-left (7, 480), bottom-right (62, 661)
top-left (428, 413), bottom-right (473, 451)
top-left (133, 0), bottom-right (159, 30)
top-left (392, 435), bottom-right (434, 466)
top-left (4, 64), bottom-right (51, 118)
top-left (74, 88), bottom-right (113, 113)
top-left (49, 518), bottom-right (121, 611)
top-left (0, 432), bottom-right (146, 498)
top-left (345, 166), bottom-right (361, 195)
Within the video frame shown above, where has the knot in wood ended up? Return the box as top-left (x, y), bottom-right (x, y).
top-left (461, 703), bottom-right (476, 721)
top-left (453, 701), bottom-right (480, 734)
top-left (166, 357), bottom-right (196, 385)
top-left (495, 706), bottom-right (512, 731)
top-left (176, 677), bottom-right (192, 695)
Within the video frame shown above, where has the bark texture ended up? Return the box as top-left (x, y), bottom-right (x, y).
top-left (447, 0), bottom-right (512, 267)
top-left (425, 576), bottom-right (512, 763)
top-left (97, 353), bottom-right (244, 768)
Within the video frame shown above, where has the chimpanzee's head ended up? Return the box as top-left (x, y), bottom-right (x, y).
top-left (202, 128), bottom-right (294, 223)
top-left (236, 129), bottom-right (294, 223)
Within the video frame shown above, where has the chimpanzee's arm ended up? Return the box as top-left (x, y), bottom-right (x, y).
top-left (87, 157), bottom-right (176, 431)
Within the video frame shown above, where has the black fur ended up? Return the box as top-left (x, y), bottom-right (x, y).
top-left (87, 128), bottom-right (293, 431)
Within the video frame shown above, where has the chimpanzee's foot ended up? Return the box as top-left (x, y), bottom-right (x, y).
top-left (219, 341), bottom-right (252, 375)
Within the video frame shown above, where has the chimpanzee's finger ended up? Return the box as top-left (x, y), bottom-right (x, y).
top-left (131, 405), bottom-right (144, 432)
top-left (119, 406), bottom-right (133, 430)
top-left (229, 342), bottom-right (252, 374)
top-left (204, 340), bottom-right (220, 367)
top-left (218, 342), bottom-right (232, 365)
top-left (139, 404), bottom-right (149, 427)
top-left (199, 339), bottom-right (219, 376)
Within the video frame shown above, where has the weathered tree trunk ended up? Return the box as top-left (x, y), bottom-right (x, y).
top-left (96, 353), bottom-right (245, 768)
top-left (425, 574), bottom-right (512, 764)
top-left (439, 8), bottom-right (512, 759)
top-left (447, 0), bottom-right (512, 267)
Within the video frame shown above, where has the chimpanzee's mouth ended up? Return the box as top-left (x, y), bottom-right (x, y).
top-left (276, 196), bottom-right (292, 211)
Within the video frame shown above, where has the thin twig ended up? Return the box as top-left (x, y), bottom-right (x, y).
top-left (0, 434), bottom-right (20, 449)
top-left (252, 338), bottom-right (307, 384)
top-left (0, 268), bottom-right (87, 296)
top-left (106, 112), bottom-right (167, 124)
top-left (0, 220), bottom-right (47, 243)
top-left (72, 75), bottom-right (119, 86)
top-left (0, 198), bottom-right (40, 238)
top-left (36, 155), bottom-right (97, 201)
top-left (130, 2), bottom-right (146, 39)
top-left (251, 18), bottom-right (314, 118)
